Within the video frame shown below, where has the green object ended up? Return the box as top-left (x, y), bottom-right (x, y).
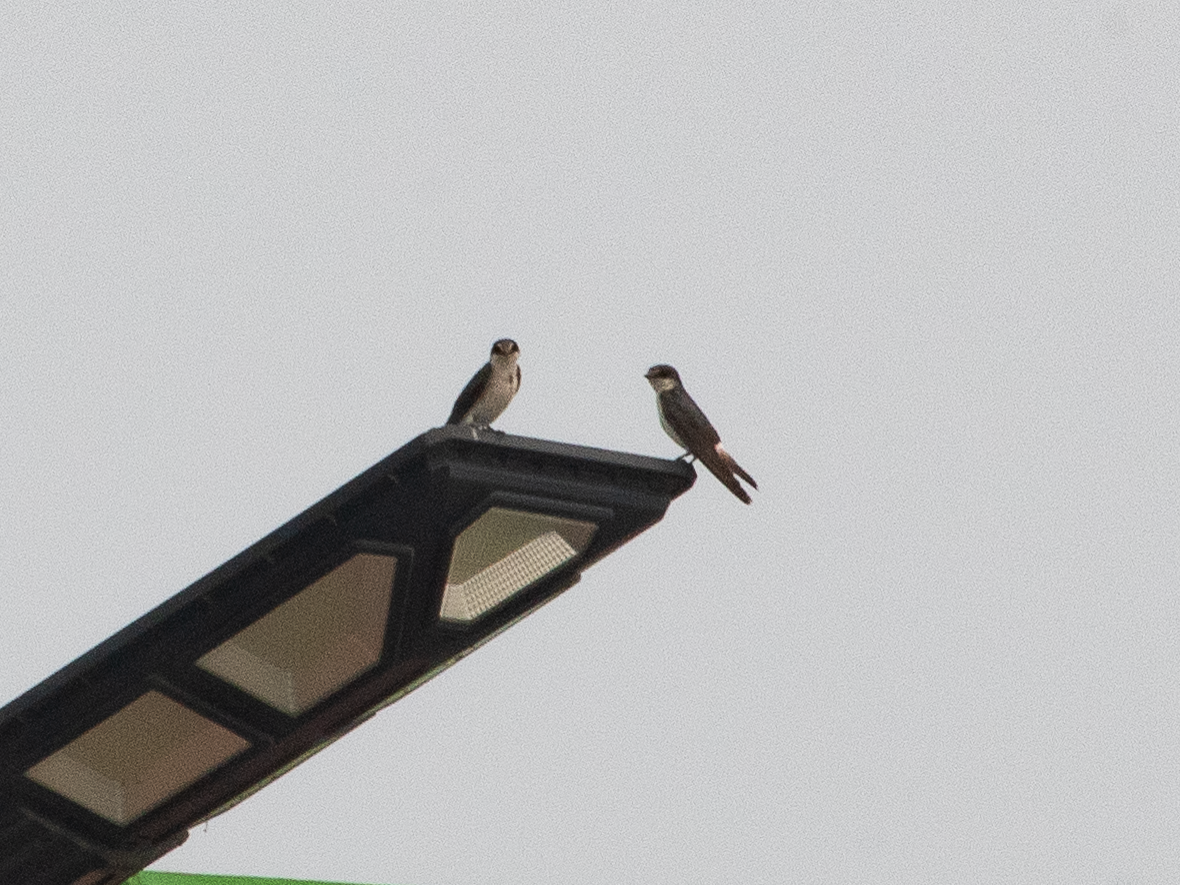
top-left (128, 873), bottom-right (391, 885)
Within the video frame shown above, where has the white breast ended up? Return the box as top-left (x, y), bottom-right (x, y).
top-left (468, 363), bottom-right (519, 425)
top-left (656, 398), bottom-right (686, 449)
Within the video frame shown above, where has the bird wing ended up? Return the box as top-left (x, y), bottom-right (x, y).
top-left (659, 388), bottom-right (721, 450)
top-left (446, 362), bottom-right (491, 425)
top-left (661, 389), bottom-right (753, 504)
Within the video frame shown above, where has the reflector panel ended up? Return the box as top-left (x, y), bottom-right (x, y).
top-left (197, 552), bottom-right (396, 715)
top-left (26, 691), bottom-right (249, 825)
top-left (441, 508), bottom-right (596, 624)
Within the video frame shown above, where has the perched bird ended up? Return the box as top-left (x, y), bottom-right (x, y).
top-left (447, 339), bottom-right (521, 430)
top-left (644, 364), bottom-right (757, 504)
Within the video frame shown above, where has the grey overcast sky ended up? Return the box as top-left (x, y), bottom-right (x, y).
top-left (2, 3), bottom-right (1178, 883)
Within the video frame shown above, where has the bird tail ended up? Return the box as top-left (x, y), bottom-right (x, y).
top-left (718, 445), bottom-right (757, 490)
top-left (699, 445), bottom-right (755, 505)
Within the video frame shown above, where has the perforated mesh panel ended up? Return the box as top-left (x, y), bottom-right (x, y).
top-left (440, 509), bottom-right (596, 624)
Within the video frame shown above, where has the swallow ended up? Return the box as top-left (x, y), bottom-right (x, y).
top-left (447, 339), bottom-right (521, 430)
top-left (644, 364), bottom-right (757, 504)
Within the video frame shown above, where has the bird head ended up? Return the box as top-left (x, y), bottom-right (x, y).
top-left (644, 364), bottom-right (681, 392)
top-left (490, 339), bottom-right (520, 365)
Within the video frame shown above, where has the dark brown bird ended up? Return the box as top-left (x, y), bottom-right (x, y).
top-left (644, 364), bottom-right (757, 504)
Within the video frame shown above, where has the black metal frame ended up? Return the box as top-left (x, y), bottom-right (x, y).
top-left (0, 427), bottom-right (693, 885)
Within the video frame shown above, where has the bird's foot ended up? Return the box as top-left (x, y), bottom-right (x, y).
top-left (676, 453), bottom-right (697, 464)
top-left (469, 423), bottom-right (507, 438)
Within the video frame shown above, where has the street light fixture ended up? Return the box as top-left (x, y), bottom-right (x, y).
top-left (0, 427), bottom-right (693, 885)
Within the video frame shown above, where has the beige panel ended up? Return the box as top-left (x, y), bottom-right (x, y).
top-left (441, 509), bottom-right (596, 623)
top-left (27, 691), bottom-right (249, 825)
top-left (197, 552), bottom-right (396, 715)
